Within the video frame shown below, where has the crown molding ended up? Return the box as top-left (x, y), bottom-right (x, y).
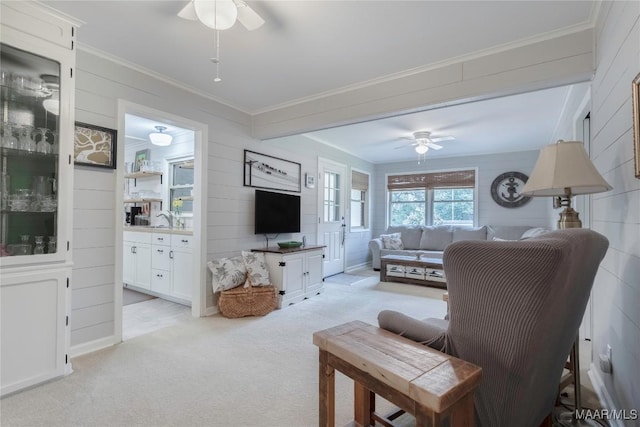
top-left (252, 21), bottom-right (596, 116)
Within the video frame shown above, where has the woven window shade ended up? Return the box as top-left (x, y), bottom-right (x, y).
top-left (387, 170), bottom-right (475, 190)
top-left (352, 171), bottom-right (369, 191)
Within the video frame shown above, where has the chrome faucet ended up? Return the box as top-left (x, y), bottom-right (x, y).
top-left (156, 211), bottom-right (173, 229)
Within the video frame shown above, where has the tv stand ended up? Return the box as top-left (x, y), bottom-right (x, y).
top-left (252, 246), bottom-right (325, 308)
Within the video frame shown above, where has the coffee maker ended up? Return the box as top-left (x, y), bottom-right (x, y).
top-left (129, 206), bottom-right (142, 226)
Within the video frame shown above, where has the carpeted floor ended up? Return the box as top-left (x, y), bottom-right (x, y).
top-left (324, 272), bottom-right (377, 286)
top-left (2, 273), bottom-right (605, 427)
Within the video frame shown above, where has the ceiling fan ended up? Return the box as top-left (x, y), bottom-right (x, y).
top-left (397, 131), bottom-right (454, 152)
top-left (177, 0), bottom-right (265, 31)
top-left (395, 131), bottom-right (455, 163)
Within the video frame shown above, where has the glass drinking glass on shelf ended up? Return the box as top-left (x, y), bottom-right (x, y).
top-left (33, 236), bottom-right (45, 254)
top-left (47, 236), bottom-right (57, 254)
top-left (18, 125), bottom-right (36, 152)
top-left (1, 122), bottom-right (18, 149)
top-left (35, 128), bottom-right (52, 154)
top-left (20, 234), bottom-right (30, 244)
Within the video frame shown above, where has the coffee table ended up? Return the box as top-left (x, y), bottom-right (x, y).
top-left (380, 254), bottom-right (446, 289)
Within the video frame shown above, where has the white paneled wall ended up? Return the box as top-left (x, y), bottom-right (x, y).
top-left (590, 0), bottom-right (640, 416)
top-left (371, 150), bottom-right (550, 238)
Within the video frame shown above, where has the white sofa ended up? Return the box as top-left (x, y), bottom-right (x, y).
top-left (369, 225), bottom-right (543, 270)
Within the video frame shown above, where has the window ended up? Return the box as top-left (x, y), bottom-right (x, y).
top-left (433, 188), bottom-right (474, 225)
top-left (388, 170), bottom-right (475, 227)
top-left (350, 170), bottom-right (369, 229)
top-left (169, 159), bottom-right (194, 215)
top-left (323, 171), bottom-right (340, 222)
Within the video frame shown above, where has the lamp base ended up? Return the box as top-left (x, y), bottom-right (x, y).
top-left (558, 207), bottom-right (582, 229)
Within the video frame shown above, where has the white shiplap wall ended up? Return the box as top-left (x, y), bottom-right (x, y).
top-left (590, 0), bottom-right (640, 416)
top-left (72, 49), bottom-right (260, 349)
top-left (371, 150), bottom-right (550, 239)
top-left (71, 50), bottom-right (378, 349)
top-left (265, 134), bottom-right (376, 270)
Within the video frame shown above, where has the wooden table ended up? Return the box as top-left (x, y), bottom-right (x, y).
top-left (380, 255), bottom-right (446, 289)
top-left (313, 321), bottom-right (482, 427)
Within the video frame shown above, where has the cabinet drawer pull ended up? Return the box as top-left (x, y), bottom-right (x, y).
top-left (169, 250), bottom-right (174, 259)
top-left (181, 239), bottom-right (189, 243)
top-left (157, 249), bottom-right (163, 253)
top-left (156, 273), bottom-right (163, 278)
top-left (157, 237), bottom-right (164, 241)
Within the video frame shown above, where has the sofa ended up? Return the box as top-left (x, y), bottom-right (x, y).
top-left (369, 225), bottom-right (546, 270)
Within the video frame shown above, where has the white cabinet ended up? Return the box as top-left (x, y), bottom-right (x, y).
top-left (258, 246), bottom-right (324, 308)
top-left (0, 2), bottom-right (78, 396)
top-left (123, 232), bottom-right (152, 290)
top-left (123, 231), bottom-right (192, 305)
top-left (170, 235), bottom-right (193, 301)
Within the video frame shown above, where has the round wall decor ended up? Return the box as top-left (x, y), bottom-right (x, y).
top-left (490, 171), bottom-right (532, 208)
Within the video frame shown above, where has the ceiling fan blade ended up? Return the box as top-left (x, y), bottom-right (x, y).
top-left (235, 0), bottom-right (265, 30)
top-left (178, 1), bottom-right (198, 20)
top-left (426, 142), bottom-right (443, 150)
top-left (429, 136), bottom-right (455, 143)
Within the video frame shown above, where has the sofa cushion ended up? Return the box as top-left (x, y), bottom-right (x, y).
top-left (380, 249), bottom-right (444, 260)
top-left (380, 232), bottom-right (404, 250)
top-left (387, 226), bottom-right (422, 249)
top-left (419, 226), bottom-right (453, 250)
top-left (452, 226), bottom-right (487, 242)
top-left (486, 225), bottom-right (533, 241)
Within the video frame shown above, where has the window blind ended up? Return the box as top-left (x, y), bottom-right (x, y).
top-left (387, 170), bottom-right (475, 190)
top-left (352, 171), bottom-right (369, 191)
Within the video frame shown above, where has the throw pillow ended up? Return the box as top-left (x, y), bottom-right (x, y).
top-left (380, 232), bottom-right (404, 250)
top-left (520, 227), bottom-right (549, 240)
top-left (207, 256), bottom-right (247, 293)
top-left (241, 251), bottom-right (271, 286)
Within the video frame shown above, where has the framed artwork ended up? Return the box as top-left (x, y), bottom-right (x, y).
top-left (305, 173), bottom-right (316, 189)
top-left (74, 122), bottom-right (117, 169)
top-left (134, 149), bottom-right (151, 172)
top-left (244, 150), bottom-right (301, 193)
top-left (633, 72), bottom-right (640, 179)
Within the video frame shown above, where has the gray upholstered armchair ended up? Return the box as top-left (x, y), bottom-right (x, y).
top-left (378, 229), bottom-right (608, 427)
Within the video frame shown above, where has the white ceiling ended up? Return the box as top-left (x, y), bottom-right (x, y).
top-left (44, 1), bottom-right (596, 163)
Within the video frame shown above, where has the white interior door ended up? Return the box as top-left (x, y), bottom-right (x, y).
top-left (317, 159), bottom-right (346, 277)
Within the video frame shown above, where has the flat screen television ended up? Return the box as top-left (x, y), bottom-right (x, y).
top-left (254, 189), bottom-right (301, 234)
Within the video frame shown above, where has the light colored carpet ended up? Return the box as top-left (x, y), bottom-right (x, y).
top-left (0, 277), bottom-right (447, 427)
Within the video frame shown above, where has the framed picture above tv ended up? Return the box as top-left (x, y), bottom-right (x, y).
top-left (244, 150), bottom-right (301, 193)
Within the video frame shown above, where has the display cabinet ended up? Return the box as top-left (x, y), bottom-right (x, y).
top-left (0, 1), bottom-right (78, 396)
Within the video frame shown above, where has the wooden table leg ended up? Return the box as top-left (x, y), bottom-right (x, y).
top-left (319, 350), bottom-right (335, 427)
top-left (354, 381), bottom-right (374, 426)
top-left (449, 393), bottom-right (474, 427)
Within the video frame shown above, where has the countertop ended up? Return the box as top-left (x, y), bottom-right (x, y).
top-left (124, 226), bottom-right (193, 236)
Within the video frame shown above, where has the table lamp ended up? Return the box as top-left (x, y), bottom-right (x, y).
top-left (522, 139), bottom-right (612, 424)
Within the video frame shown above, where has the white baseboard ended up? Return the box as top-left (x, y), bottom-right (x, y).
top-left (203, 305), bottom-right (218, 316)
top-left (345, 262), bottom-right (372, 273)
top-left (70, 336), bottom-right (118, 359)
top-left (588, 364), bottom-right (624, 427)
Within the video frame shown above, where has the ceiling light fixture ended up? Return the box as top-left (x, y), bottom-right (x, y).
top-left (149, 126), bottom-right (172, 146)
top-left (415, 143), bottom-right (429, 154)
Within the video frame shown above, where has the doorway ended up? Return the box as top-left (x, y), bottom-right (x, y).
top-left (317, 158), bottom-right (346, 277)
top-left (115, 101), bottom-right (208, 342)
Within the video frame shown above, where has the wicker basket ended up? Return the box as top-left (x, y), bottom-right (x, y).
top-left (218, 285), bottom-right (277, 318)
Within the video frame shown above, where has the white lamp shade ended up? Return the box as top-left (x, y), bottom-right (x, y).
top-left (194, 0), bottom-right (238, 30)
top-left (521, 140), bottom-right (612, 196)
top-left (415, 144), bottom-right (429, 154)
top-left (149, 126), bottom-right (172, 146)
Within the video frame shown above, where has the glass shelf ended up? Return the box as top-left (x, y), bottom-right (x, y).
top-left (1, 42), bottom-right (61, 257)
